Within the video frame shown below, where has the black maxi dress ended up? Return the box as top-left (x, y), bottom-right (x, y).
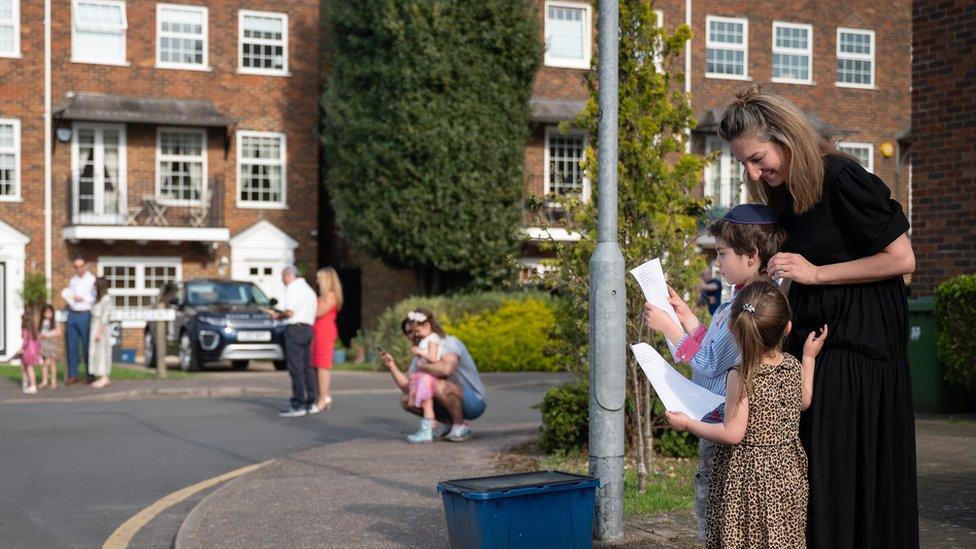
top-left (781, 155), bottom-right (918, 548)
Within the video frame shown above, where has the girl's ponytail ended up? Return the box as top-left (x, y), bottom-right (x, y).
top-left (731, 304), bottom-right (763, 409)
top-left (729, 279), bottom-right (793, 408)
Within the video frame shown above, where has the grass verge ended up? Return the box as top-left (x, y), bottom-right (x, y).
top-left (0, 362), bottom-right (197, 382)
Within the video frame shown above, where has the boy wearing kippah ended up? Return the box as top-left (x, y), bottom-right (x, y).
top-left (643, 203), bottom-right (787, 540)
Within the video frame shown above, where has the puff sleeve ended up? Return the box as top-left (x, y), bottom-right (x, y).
top-left (829, 159), bottom-right (910, 257)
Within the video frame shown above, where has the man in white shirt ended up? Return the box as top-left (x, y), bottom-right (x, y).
top-left (273, 265), bottom-right (318, 417)
top-left (60, 256), bottom-right (96, 384)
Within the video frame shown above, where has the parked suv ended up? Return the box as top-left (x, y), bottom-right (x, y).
top-left (144, 279), bottom-right (286, 371)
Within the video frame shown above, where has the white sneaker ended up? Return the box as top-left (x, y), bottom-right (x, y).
top-left (407, 419), bottom-right (433, 444)
top-left (445, 425), bottom-right (472, 442)
top-left (22, 385), bottom-right (37, 395)
top-left (278, 406), bottom-right (307, 418)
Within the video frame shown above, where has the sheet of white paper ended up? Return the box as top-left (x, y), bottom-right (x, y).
top-left (630, 258), bottom-right (681, 355)
top-left (630, 342), bottom-right (725, 421)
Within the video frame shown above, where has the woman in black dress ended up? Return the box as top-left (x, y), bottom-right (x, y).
top-left (718, 84), bottom-right (918, 548)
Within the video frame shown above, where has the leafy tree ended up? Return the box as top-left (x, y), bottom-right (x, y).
top-left (322, 0), bottom-right (541, 291)
top-left (530, 1), bottom-right (710, 489)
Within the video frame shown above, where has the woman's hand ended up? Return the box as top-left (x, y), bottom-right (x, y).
top-left (666, 411), bottom-right (691, 432)
top-left (767, 252), bottom-right (820, 285)
top-left (803, 324), bottom-right (829, 360)
top-left (667, 286), bottom-right (700, 332)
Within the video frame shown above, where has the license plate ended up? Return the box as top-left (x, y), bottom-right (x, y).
top-left (238, 331), bottom-right (271, 342)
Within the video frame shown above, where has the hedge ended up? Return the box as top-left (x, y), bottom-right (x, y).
top-left (935, 274), bottom-right (976, 393)
top-left (366, 291), bottom-right (560, 372)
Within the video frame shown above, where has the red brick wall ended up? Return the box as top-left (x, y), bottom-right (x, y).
top-left (910, 0), bottom-right (976, 295)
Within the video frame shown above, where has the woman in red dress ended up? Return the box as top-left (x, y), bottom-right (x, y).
top-left (311, 267), bottom-right (342, 411)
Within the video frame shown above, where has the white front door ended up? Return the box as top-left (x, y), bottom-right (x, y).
top-left (244, 262), bottom-right (284, 303)
top-left (0, 263), bottom-right (6, 355)
top-left (72, 124), bottom-right (126, 225)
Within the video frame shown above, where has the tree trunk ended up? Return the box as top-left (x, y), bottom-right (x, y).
top-left (629, 358), bottom-right (647, 493)
top-left (643, 377), bottom-right (655, 474)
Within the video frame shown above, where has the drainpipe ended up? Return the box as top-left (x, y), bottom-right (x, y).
top-left (44, 0), bottom-right (52, 294)
top-left (685, 0), bottom-right (692, 154)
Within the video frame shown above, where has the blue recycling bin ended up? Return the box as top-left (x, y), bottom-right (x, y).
top-left (437, 471), bottom-right (599, 549)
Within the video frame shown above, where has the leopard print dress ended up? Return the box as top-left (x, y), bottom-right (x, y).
top-left (706, 353), bottom-right (808, 548)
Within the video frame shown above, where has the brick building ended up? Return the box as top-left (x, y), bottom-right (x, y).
top-left (522, 0), bottom-right (911, 274)
top-left (0, 1), bottom-right (320, 359)
top-left (909, 0), bottom-right (975, 295)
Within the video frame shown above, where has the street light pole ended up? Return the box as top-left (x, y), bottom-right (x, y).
top-left (588, 0), bottom-right (625, 541)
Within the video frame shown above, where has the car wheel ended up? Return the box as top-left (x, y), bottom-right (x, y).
top-left (144, 331), bottom-right (155, 368)
top-left (273, 360), bottom-right (287, 371)
top-left (231, 360), bottom-right (249, 370)
top-left (179, 332), bottom-right (202, 372)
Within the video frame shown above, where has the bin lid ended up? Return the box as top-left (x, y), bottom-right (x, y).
top-left (438, 470), bottom-right (598, 495)
top-left (908, 296), bottom-right (936, 312)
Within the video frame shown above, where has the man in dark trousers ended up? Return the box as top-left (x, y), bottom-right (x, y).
top-left (273, 265), bottom-right (318, 417)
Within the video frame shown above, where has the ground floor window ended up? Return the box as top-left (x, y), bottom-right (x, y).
top-left (98, 257), bottom-right (181, 326)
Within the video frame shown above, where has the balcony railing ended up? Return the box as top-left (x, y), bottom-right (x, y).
top-left (65, 179), bottom-right (225, 228)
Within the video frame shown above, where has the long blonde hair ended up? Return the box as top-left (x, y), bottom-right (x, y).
top-left (719, 84), bottom-right (838, 215)
top-left (315, 267), bottom-right (343, 311)
top-left (729, 278), bottom-right (792, 409)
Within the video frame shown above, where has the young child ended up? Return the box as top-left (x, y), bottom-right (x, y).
top-left (38, 304), bottom-right (61, 389)
top-left (19, 312), bottom-right (41, 394)
top-left (406, 308), bottom-right (444, 444)
top-left (643, 203), bottom-right (787, 539)
top-left (665, 279), bottom-right (827, 546)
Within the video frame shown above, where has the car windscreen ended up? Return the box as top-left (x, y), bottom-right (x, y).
top-left (185, 282), bottom-right (271, 306)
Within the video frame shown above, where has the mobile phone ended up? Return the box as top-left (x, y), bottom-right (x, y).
top-left (376, 346), bottom-right (386, 354)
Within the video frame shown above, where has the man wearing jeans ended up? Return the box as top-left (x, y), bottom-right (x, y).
top-left (274, 265), bottom-right (318, 417)
top-left (60, 256), bottom-right (96, 384)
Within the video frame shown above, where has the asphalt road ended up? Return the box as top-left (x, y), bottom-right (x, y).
top-left (0, 374), bottom-right (558, 548)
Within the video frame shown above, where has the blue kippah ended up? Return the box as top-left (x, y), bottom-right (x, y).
top-left (721, 204), bottom-right (779, 225)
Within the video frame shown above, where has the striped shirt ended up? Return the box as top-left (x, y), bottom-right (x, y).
top-left (671, 290), bottom-right (740, 397)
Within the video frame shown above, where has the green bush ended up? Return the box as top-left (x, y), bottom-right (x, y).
top-left (367, 291), bottom-right (561, 372)
top-left (936, 274), bottom-right (976, 392)
top-left (539, 381), bottom-right (589, 454)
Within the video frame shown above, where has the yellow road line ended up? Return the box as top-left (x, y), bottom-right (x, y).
top-left (103, 459), bottom-right (273, 549)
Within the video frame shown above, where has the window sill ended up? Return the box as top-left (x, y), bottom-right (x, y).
top-left (835, 82), bottom-right (876, 90)
top-left (705, 73), bottom-right (751, 81)
top-left (236, 68), bottom-right (291, 77)
top-left (71, 59), bottom-right (131, 67)
top-left (543, 58), bottom-right (591, 70)
top-left (155, 63), bottom-right (213, 72)
top-left (771, 78), bottom-right (814, 86)
top-left (0, 195), bottom-right (22, 203)
top-left (0, 53), bottom-right (22, 59)
top-left (236, 201), bottom-right (288, 210)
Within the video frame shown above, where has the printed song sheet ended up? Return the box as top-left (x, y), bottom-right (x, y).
top-left (629, 258), bottom-right (681, 354)
top-left (631, 342), bottom-right (724, 421)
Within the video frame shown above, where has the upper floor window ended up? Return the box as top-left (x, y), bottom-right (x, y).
top-left (545, 126), bottom-right (589, 201)
top-left (706, 16), bottom-right (748, 79)
top-left (157, 4), bottom-right (208, 70)
top-left (772, 22), bottom-right (812, 84)
top-left (239, 10), bottom-right (288, 75)
top-left (0, 0), bottom-right (20, 57)
top-left (704, 136), bottom-right (744, 209)
top-left (237, 131), bottom-right (286, 208)
top-left (157, 128), bottom-right (206, 204)
top-left (836, 28), bottom-right (874, 88)
top-left (544, 1), bottom-right (592, 70)
top-left (838, 142), bottom-right (874, 173)
top-left (72, 0), bottom-right (127, 65)
top-left (0, 119), bottom-right (20, 200)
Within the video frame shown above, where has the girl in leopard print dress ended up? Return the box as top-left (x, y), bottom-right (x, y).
top-left (666, 279), bottom-right (828, 548)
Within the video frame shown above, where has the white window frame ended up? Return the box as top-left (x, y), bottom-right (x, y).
top-left (236, 130), bottom-right (287, 209)
top-left (0, 0), bottom-right (21, 58)
top-left (838, 142), bottom-right (874, 173)
top-left (156, 3), bottom-right (209, 71)
top-left (543, 1), bottom-right (592, 70)
top-left (704, 136), bottom-right (745, 209)
top-left (98, 257), bottom-right (182, 328)
top-left (705, 15), bottom-right (749, 80)
top-left (238, 10), bottom-right (289, 76)
top-left (0, 118), bottom-right (20, 201)
top-left (155, 127), bottom-right (207, 206)
top-left (771, 22), bottom-right (813, 85)
top-left (652, 9), bottom-right (664, 72)
top-left (836, 27), bottom-right (875, 89)
top-left (71, 0), bottom-right (128, 66)
top-left (544, 126), bottom-right (590, 202)
top-left (70, 122), bottom-right (127, 223)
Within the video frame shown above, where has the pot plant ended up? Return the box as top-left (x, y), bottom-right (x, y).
top-left (349, 330), bottom-right (367, 364)
top-left (332, 339), bottom-right (347, 365)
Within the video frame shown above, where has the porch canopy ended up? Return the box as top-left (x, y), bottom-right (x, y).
top-left (529, 97), bottom-right (588, 124)
top-left (54, 92), bottom-right (233, 127)
top-left (694, 108), bottom-right (851, 138)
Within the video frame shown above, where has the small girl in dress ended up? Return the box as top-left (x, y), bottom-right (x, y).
top-left (19, 311), bottom-right (41, 394)
top-left (38, 304), bottom-right (61, 389)
top-left (405, 308), bottom-right (444, 444)
top-left (666, 279), bottom-right (828, 548)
